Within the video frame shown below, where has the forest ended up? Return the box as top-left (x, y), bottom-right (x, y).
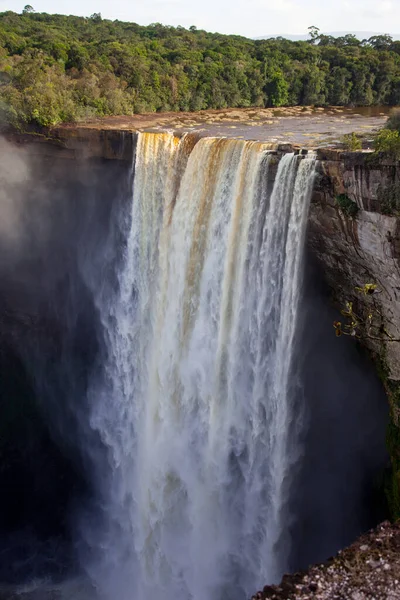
top-left (0, 10), bottom-right (400, 127)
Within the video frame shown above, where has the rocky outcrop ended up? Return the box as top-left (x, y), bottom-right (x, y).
top-left (253, 520), bottom-right (400, 600)
top-left (310, 150), bottom-right (400, 377)
top-left (4, 127), bottom-right (303, 162)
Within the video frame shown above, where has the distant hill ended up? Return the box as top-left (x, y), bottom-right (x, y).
top-left (256, 31), bottom-right (400, 41)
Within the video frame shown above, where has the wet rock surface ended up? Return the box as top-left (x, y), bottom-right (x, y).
top-left (253, 521), bottom-right (400, 600)
top-left (51, 105), bottom-right (387, 148)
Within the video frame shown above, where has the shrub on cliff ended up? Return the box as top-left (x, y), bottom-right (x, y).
top-left (374, 128), bottom-right (400, 158)
top-left (386, 109), bottom-right (400, 133)
top-left (342, 132), bottom-right (362, 151)
top-left (335, 193), bottom-right (359, 217)
top-left (377, 182), bottom-right (400, 215)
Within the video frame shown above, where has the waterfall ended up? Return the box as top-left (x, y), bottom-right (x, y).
top-left (85, 133), bottom-right (316, 600)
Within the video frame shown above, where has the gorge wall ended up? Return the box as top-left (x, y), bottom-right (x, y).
top-left (308, 149), bottom-right (400, 517)
top-left (0, 129), bottom-right (395, 598)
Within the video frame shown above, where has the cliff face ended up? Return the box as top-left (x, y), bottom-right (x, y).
top-left (309, 149), bottom-right (400, 517)
top-left (3, 127), bottom-right (135, 161)
top-left (310, 150), bottom-right (400, 378)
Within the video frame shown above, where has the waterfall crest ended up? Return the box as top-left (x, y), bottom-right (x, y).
top-left (86, 133), bottom-right (316, 600)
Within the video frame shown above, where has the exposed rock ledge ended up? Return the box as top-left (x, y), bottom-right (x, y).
top-left (252, 521), bottom-right (400, 600)
top-left (3, 128), bottom-right (301, 161)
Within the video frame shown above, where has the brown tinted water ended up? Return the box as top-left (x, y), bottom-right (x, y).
top-left (62, 105), bottom-right (393, 146)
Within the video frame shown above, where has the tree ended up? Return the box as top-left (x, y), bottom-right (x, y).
top-left (367, 35), bottom-right (393, 50)
top-left (302, 64), bottom-right (326, 105)
top-left (374, 128), bottom-right (400, 158)
top-left (342, 132), bottom-right (362, 151)
top-left (318, 35), bottom-right (336, 47)
top-left (387, 109), bottom-right (400, 132)
top-left (327, 66), bottom-right (352, 105)
top-left (22, 5), bottom-right (34, 13)
top-left (335, 34), bottom-right (361, 47)
top-left (0, 11), bottom-right (399, 126)
top-left (264, 67), bottom-right (289, 106)
top-left (308, 26), bottom-right (320, 45)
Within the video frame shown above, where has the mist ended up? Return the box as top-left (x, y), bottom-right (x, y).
top-left (0, 137), bottom-right (132, 588)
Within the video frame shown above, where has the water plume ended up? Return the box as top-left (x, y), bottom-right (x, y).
top-left (85, 133), bottom-right (316, 600)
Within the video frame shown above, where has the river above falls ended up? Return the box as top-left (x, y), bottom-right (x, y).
top-left (57, 105), bottom-right (391, 147)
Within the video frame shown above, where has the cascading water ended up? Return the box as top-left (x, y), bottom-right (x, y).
top-left (85, 133), bottom-right (316, 600)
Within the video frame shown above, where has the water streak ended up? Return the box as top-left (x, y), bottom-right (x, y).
top-left (86, 133), bottom-right (316, 600)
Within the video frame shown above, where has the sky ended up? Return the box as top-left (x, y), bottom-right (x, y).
top-left (0, 0), bottom-right (399, 38)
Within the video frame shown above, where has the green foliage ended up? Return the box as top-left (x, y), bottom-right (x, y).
top-left (264, 67), bottom-right (289, 106)
top-left (374, 128), bottom-right (400, 158)
top-left (335, 193), bottom-right (359, 217)
top-left (0, 11), bottom-right (400, 126)
top-left (342, 132), bottom-right (362, 151)
top-left (377, 182), bottom-right (400, 215)
top-left (307, 26), bottom-right (320, 44)
top-left (386, 108), bottom-right (400, 133)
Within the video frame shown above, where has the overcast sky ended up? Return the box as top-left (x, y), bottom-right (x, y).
top-left (0, 0), bottom-right (399, 38)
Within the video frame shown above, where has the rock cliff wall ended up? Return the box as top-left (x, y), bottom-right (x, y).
top-left (309, 149), bottom-right (400, 517)
top-left (310, 150), bottom-right (400, 376)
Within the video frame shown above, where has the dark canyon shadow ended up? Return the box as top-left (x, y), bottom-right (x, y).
top-left (0, 138), bottom-right (133, 584)
top-left (288, 253), bottom-right (389, 572)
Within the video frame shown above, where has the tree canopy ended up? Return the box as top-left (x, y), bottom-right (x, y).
top-left (0, 11), bottom-right (399, 127)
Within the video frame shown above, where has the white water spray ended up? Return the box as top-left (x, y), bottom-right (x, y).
top-left (86, 133), bottom-right (316, 600)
